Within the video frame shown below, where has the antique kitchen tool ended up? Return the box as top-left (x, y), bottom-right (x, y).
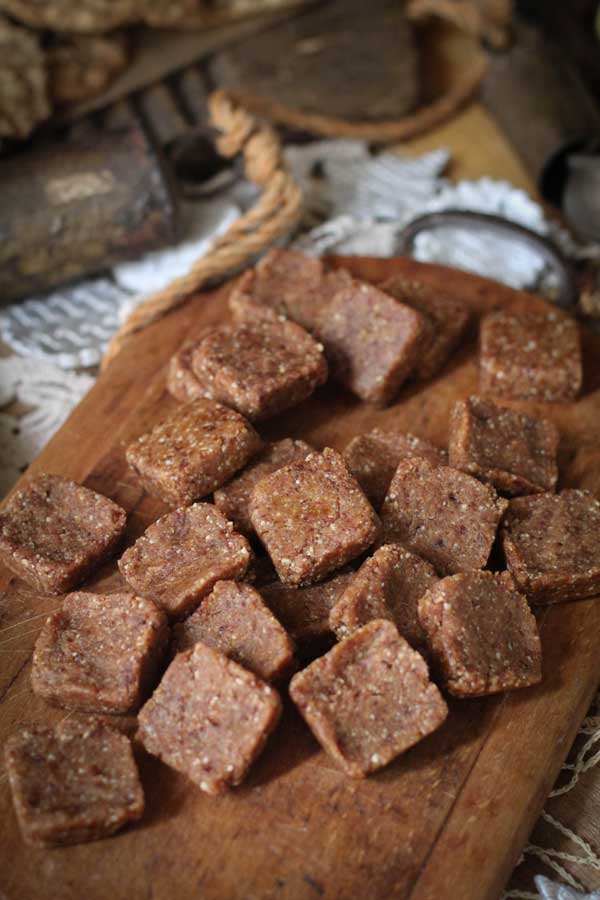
top-left (0, 61), bottom-right (221, 305)
top-left (0, 104), bottom-right (178, 304)
top-left (398, 210), bottom-right (579, 308)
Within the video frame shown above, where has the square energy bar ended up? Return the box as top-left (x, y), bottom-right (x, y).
top-left (5, 719), bottom-right (144, 847)
top-left (344, 428), bottom-right (447, 509)
top-left (32, 591), bottom-right (168, 714)
top-left (380, 274), bottom-right (470, 379)
top-left (119, 504), bottom-right (252, 618)
top-left (329, 544), bottom-right (439, 648)
top-left (250, 448), bottom-right (380, 585)
top-left (449, 395), bottom-right (559, 496)
top-left (190, 317), bottom-right (327, 422)
top-left (0, 473), bottom-right (127, 594)
top-left (290, 619), bottom-right (447, 777)
top-left (229, 248), bottom-right (352, 334)
top-left (318, 279), bottom-right (426, 404)
top-left (172, 580), bottom-right (296, 681)
top-left (166, 342), bottom-right (207, 404)
top-left (479, 307), bottom-right (582, 402)
top-left (260, 571), bottom-right (355, 646)
top-left (214, 438), bottom-right (313, 537)
top-left (137, 641), bottom-right (282, 794)
top-left (502, 490), bottom-right (600, 603)
top-left (381, 457), bottom-right (508, 575)
top-left (418, 570), bottom-right (542, 696)
top-left (126, 399), bottom-right (262, 507)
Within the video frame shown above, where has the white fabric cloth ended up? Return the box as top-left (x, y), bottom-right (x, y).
top-left (0, 357), bottom-right (93, 496)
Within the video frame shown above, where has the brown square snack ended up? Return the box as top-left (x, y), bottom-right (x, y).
top-left (214, 438), bottom-right (313, 537)
top-left (250, 448), bottom-right (380, 586)
top-left (119, 504), bottom-right (252, 618)
top-left (137, 641), bottom-right (282, 795)
top-left (5, 719), bottom-right (144, 847)
top-left (32, 592), bottom-right (168, 714)
top-left (229, 248), bottom-right (351, 333)
top-left (190, 317), bottom-right (327, 422)
top-left (418, 571), bottom-right (542, 696)
top-left (329, 544), bottom-right (439, 648)
top-left (344, 428), bottom-right (447, 509)
top-left (0, 473), bottom-right (126, 594)
top-left (479, 307), bottom-right (582, 402)
top-left (381, 457), bottom-right (508, 575)
top-left (126, 399), bottom-right (262, 507)
top-left (166, 342), bottom-right (206, 403)
top-left (261, 571), bottom-right (355, 645)
top-left (318, 279), bottom-right (426, 404)
top-left (380, 275), bottom-right (470, 379)
top-left (502, 490), bottom-right (600, 603)
top-left (449, 395), bottom-right (559, 496)
top-left (289, 620), bottom-right (447, 777)
top-left (172, 581), bottom-right (296, 681)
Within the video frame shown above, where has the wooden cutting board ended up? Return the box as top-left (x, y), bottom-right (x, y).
top-left (1, 255), bottom-right (600, 900)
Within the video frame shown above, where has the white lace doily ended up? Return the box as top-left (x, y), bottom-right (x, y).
top-left (0, 357), bottom-right (93, 496)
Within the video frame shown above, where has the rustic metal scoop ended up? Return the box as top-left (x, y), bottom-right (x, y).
top-left (398, 209), bottom-right (578, 308)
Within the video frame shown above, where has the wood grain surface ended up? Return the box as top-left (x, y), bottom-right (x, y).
top-left (1, 256), bottom-right (600, 900)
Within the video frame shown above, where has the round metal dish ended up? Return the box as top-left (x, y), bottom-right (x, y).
top-left (397, 209), bottom-right (578, 309)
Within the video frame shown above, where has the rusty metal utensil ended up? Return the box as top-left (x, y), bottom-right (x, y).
top-left (397, 209), bottom-right (578, 308)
